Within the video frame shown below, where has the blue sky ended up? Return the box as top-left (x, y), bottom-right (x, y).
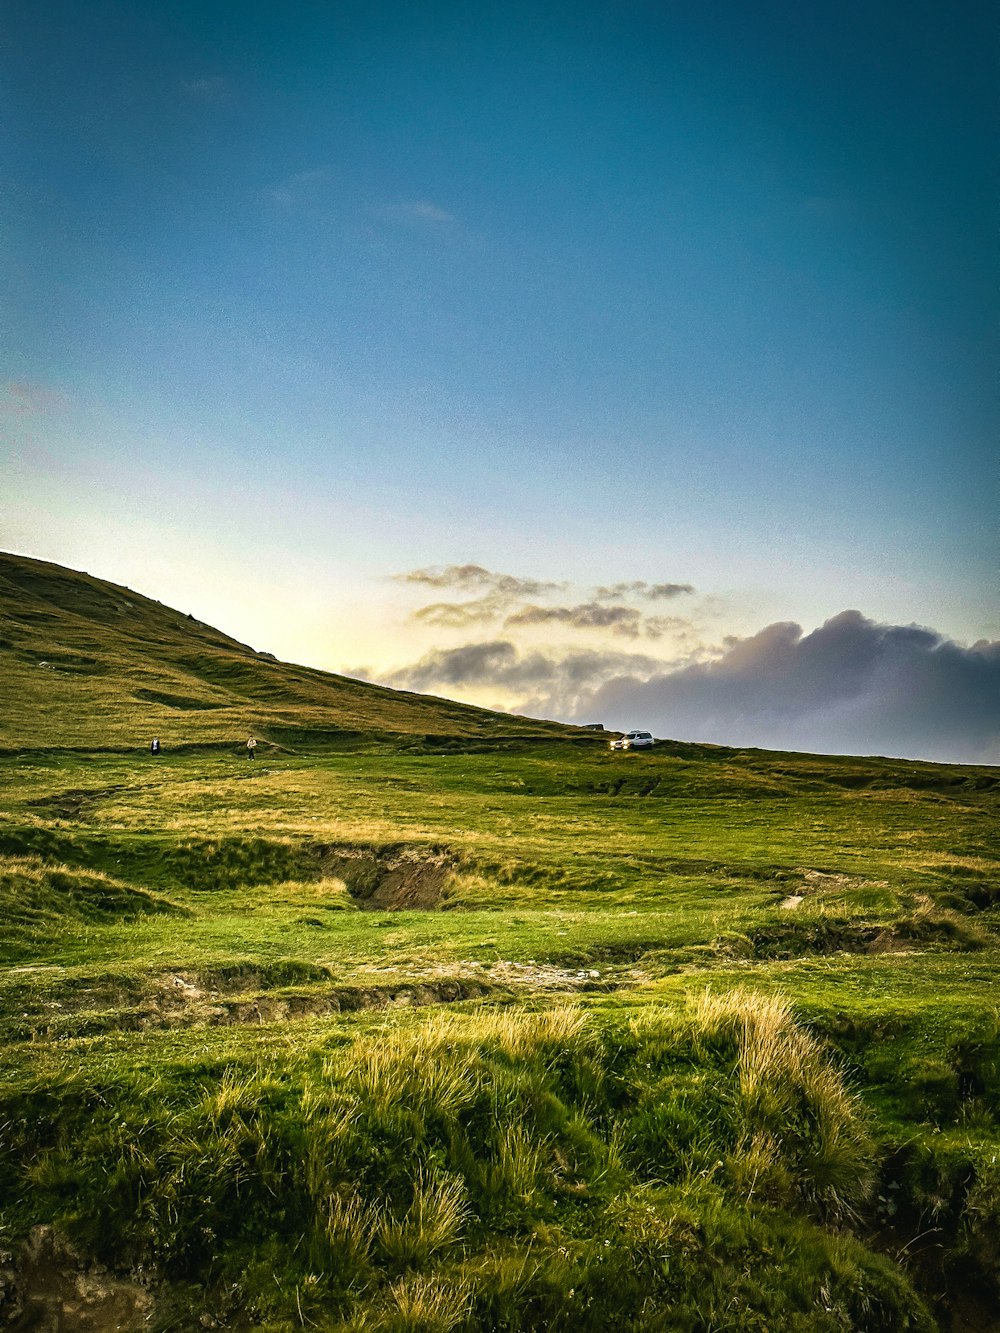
top-left (3, 1), bottom-right (997, 759)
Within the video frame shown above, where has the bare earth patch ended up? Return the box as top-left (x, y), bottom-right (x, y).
top-left (318, 845), bottom-right (454, 909)
top-left (0, 1226), bottom-right (153, 1333)
top-left (14, 956), bottom-right (627, 1039)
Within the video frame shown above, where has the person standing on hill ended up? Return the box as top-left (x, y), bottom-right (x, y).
top-left (150, 738), bottom-right (161, 756)
top-left (247, 736), bottom-right (257, 761)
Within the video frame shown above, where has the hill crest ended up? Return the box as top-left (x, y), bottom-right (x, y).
top-left (0, 552), bottom-right (578, 752)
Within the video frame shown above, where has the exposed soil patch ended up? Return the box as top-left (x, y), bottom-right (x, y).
top-left (317, 844), bottom-right (454, 910)
top-left (773, 868), bottom-right (890, 912)
top-left (12, 955), bottom-right (627, 1040)
top-left (483, 960), bottom-right (617, 992)
top-left (797, 867), bottom-right (889, 891)
top-left (212, 977), bottom-right (496, 1023)
top-left (359, 958), bottom-right (621, 995)
top-left (22, 976), bottom-right (497, 1038)
top-left (0, 1225), bottom-right (154, 1332)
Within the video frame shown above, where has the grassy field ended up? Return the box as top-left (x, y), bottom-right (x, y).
top-left (1, 555), bottom-right (998, 1331)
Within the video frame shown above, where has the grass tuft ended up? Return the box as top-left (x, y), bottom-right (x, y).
top-left (375, 1169), bottom-right (470, 1268)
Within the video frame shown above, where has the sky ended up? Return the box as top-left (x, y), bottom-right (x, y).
top-left (2, 0), bottom-right (997, 762)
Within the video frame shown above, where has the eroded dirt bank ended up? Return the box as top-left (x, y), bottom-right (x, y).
top-left (316, 844), bottom-right (454, 910)
top-left (6, 959), bottom-right (621, 1040)
top-left (0, 1226), bottom-right (153, 1333)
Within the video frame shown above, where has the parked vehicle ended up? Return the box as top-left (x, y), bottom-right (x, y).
top-left (609, 730), bottom-right (655, 751)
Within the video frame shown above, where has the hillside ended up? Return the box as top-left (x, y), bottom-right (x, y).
top-left (0, 552), bottom-right (576, 752)
top-left (0, 554), bottom-right (997, 1332)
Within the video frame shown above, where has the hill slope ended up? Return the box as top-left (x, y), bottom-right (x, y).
top-left (0, 552), bottom-right (577, 751)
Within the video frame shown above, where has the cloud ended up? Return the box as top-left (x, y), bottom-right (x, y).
top-left (648, 582), bottom-right (696, 600)
top-left (578, 611), bottom-right (1000, 764)
top-left (386, 564), bottom-right (998, 762)
top-left (379, 199), bottom-right (456, 225)
top-left (399, 564), bottom-right (486, 589)
top-left (413, 597), bottom-right (506, 629)
top-left (389, 640), bottom-right (520, 691)
top-left (398, 568), bottom-right (698, 643)
top-left (595, 581), bottom-right (695, 601)
top-left (644, 615), bottom-right (700, 642)
top-left (505, 602), bottom-right (644, 637)
top-left (386, 641), bottom-right (662, 716)
top-left (595, 582), bottom-right (646, 601)
top-left (396, 565), bottom-right (564, 598)
top-left (397, 564), bottom-right (493, 590)
top-left (379, 610), bottom-right (1000, 763)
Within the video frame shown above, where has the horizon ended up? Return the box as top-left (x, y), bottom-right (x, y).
top-left (3, 1), bottom-right (996, 764)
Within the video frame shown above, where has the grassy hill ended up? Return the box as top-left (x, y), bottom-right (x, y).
top-left (0, 554), bottom-right (997, 1332)
top-left (0, 552), bottom-right (576, 752)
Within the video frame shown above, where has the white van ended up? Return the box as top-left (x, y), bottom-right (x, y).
top-left (609, 730), bottom-right (655, 751)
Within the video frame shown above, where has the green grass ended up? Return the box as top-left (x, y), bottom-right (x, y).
top-left (0, 1000), bottom-right (943, 1331)
top-left (1, 554), bottom-right (998, 1330)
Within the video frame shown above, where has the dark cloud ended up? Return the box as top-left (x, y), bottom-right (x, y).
top-left (595, 581), bottom-right (647, 601)
top-left (595, 581), bottom-right (695, 601)
top-left (412, 597), bottom-right (504, 628)
top-left (648, 582), bottom-right (696, 600)
top-left (398, 570), bottom-right (691, 639)
top-left (502, 601), bottom-right (699, 640)
top-left (396, 564), bottom-right (494, 589)
top-left (382, 610), bottom-right (1000, 763)
top-left (577, 611), bottom-right (1000, 765)
top-left (505, 602), bottom-right (643, 637)
top-left (385, 641), bottom-right (662, 715)
top-left (389, 640), bottom-right (520, 691)
top-left (644, 615), bottom-right (698, 641)
top-left (396, 565), bottom-right (563, 597)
